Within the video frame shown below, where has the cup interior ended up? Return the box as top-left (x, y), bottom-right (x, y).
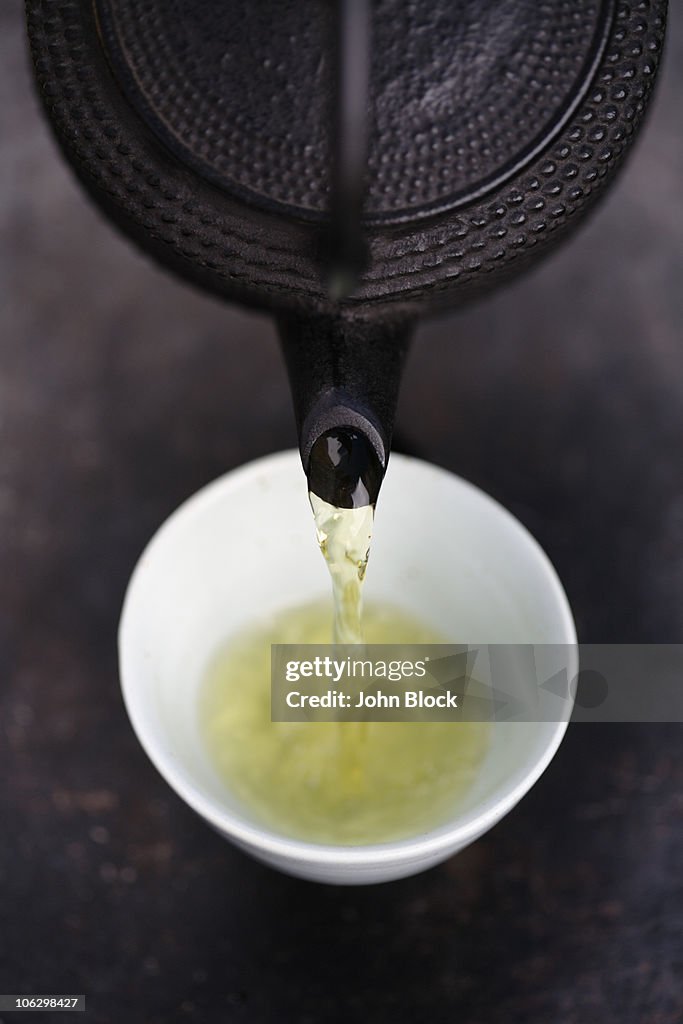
top-left (119, 450), bottom-right (576, 865)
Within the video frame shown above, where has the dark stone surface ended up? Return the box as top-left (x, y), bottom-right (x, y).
top-left (1, 4), bottom-right (682, 1024)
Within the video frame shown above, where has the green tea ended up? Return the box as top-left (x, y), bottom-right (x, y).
top-left (309, 493), bottom-right (373, 644)
top-left (199, 599), bottom-right (489, 845)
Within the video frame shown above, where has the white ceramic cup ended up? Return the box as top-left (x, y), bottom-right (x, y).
top-left (119, 450), bottom-right (576, 885)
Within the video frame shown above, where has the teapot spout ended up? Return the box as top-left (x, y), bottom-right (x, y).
top-left (277, 313), bottom-right (413, 507)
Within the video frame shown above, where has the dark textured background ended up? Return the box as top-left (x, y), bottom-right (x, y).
top-left (1, 3), bottom-right (681, 1023)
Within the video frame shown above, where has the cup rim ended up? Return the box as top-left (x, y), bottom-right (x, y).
top-left (119, 449), bottom-right (577, 868)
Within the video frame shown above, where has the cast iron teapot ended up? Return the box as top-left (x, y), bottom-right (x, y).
top-left (25, 0), bottom-right (667, 503)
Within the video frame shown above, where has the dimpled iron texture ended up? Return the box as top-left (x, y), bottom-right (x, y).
top-left (27, 0), bottom-right (666, 314)
top-left (94, 0), bottom-right (611, 222)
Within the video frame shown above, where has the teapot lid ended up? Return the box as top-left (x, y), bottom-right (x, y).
top-left (96, 0), bottom-right (612, 225)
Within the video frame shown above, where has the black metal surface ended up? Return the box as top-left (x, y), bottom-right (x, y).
top-left (307, 429), bottom-right (384, 508)
top-left (93, 0), bottom-right (612, 223)
top-left (278, 312), bottom-right (412, 476)
top-left (26, 0), bottom-right (667, 315)
top-left (326, 0), bottom-right (371, 294)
